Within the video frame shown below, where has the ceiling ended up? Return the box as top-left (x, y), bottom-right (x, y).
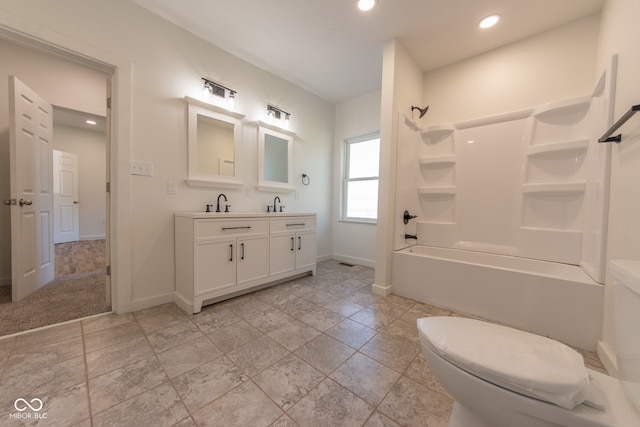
top-left (131, 0), bottom-right (604, 104)
top-left (53, 106), bottom-right (106, 133)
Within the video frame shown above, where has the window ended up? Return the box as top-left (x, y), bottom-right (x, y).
top-left (343, 133), bottom-right (380, 221)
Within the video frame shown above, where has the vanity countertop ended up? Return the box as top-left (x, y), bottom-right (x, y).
top-left (175, 211), bottom-right (316, 219)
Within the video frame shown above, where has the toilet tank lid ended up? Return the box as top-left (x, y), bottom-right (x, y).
top-left (609, 260), bottom-right (640, 296)
top-left (417, 316), bottom-right (590, 410)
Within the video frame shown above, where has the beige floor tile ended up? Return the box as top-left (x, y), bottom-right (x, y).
top-left (83, 320), bottom-right (144, 353)
top-left (31, 382), bottom-right (91, 427)
top-left (267, 319), bottom-right (321, 351)
top-left (330, 352), bottom-right (401, 406)
top-left (297, 306), bottom-right (344, 331)
top-left (364, 410), bottom-right (402, 427)
top-left (403, 352), bottom-right (452, 399)
top-left (172, 355), bottom-right (247, 412)
top-left (325, 318), bottom-right (378, 350)
top-left (89, 356), bottom-right (167, 415)
top-left (13, 322), bottom-right (82, 351)
top-left (288, 378), bottom-right (374, 426)
top-left (192, 381), bottom-right (283, 427)
top-left (92, 382), bottom-right (188, 427)
top-left (227, 335), bottom-right (289, 377)
top-left (294, 334), bottom-right (355, 375)
top-left (81, 312), bottom-right (135, 335)
top-left (191, 305), bottom-right (241, 334)
top-left (323, 298), bottom-right (365, 317)
top-left (378, 376), bottom-right (453, 427)
top-left (145, 320), bottom-right (204, 353)
top-left (156, 337), bottom-right (222, 378)
top-left (360, 333), bottom-right (420, 372)
top-left (134, 304), bottom-right (189, 334)
top-left (350, 307), bottom-right (397, 330)
top-left (245, 307), bottom-right (294, 334)
top-left (86, 336), bottom-right (153, 378)
top-left (253, 353), bottom-right (325, 410)
top-left (207, 320), bottom-right (263, 353)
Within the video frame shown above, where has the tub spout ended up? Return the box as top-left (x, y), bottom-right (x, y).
top-left (404, 234), bottom-right (418, 239)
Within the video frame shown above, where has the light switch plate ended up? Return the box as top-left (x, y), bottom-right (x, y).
top-left (130, 160), bottom-right (153, 176)
top-left (167, 180), bottom-right (177, 195)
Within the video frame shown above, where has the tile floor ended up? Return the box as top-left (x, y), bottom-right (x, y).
top-left (0, 260), bottom-right (606, 427)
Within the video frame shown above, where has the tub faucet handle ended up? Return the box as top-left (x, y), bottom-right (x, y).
top-left (403, 210), bottom-right (418, 224)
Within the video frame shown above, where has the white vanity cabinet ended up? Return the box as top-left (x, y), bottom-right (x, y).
top-left (269, 217), bottom-right (317, 278)
top-left (175, 212), bottom-right (316, 313)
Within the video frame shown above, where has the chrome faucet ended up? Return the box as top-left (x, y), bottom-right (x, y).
top-left (216, 193), bottom-right (227, 213)
top-left (273, 196), bottom-right (281, 213)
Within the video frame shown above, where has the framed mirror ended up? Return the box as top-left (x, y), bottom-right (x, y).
top-left (185, 96), bottom-right (245, 189)
top-left (257, 122), bottom-right (295, 193)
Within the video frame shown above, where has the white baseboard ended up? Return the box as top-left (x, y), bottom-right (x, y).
top-left (371, 282), bottom-right (392, 296)
top-left (331, 254), bottom-right (375, 268)
top-left (80, 235), bottom-right (106, 241)
top-left (597, 340), bottom-right (616, 376)
top-left (130, 292), bottom-right (174, 312)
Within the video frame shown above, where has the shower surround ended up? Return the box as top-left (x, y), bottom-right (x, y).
top-left (391, 59), bottom-right (616, 350)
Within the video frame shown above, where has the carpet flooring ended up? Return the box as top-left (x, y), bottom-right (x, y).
top-left (0, 240), bottom-right (110, 336)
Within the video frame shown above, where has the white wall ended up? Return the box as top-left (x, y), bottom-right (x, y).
top-left (332, 90), bottom-right (381, 267)
top-left (52, 124), bottom-right (106, 240)
top-left (421, 14), bottom-right (600, 125)
top-left (595, 0), bottom-right (640, 374)
top-left (0, 37), bottom-right (107, 286)
top-left (0, 0), bottom-right (335, 310)
top-left (374, 40), bottom-right (424, 294)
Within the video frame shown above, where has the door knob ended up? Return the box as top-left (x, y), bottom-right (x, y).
top-left (3, 199), bottom-right (15, 206)
top-left (18, 199), bottom-right (33, 206)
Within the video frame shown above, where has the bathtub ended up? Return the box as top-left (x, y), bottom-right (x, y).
top-left (391, 245), bottom-right (603, 350)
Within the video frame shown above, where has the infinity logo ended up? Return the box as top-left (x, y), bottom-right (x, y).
top-left (14, 398), bottom-right (43, 412)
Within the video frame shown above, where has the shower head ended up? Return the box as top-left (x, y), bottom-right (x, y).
top-left (411, 105), bottom-right (429, 118)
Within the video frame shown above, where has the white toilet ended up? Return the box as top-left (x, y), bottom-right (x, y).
top-left (417, 260), bottom-right (640, 427)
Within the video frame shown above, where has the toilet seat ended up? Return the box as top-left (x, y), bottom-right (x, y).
top-left (418, 317), bottom-right (591, 410)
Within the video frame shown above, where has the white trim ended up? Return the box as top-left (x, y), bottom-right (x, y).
top-left (332, 254), bottom-right (375, 268)
top-left (371, 282), bottom-right (392, 296)
top-left (131, 292), bottom-right (175, 312)
top-left (0, 11), bottom-right (134, 314)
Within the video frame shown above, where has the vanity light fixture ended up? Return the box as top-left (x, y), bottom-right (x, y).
top-left (267, 104), bottom-right (291, 129)
top-left (202, 77), bottom-right (237, 109)
top-left (357, 0), bottom-right (376, 12)
top-left (479, 14), bottom-right (500, 29)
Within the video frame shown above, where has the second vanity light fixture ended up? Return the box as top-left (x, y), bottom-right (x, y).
top-left (267, 104), bottom-right (291, 129)
top-left (202, 77), bottom-right (236, 110)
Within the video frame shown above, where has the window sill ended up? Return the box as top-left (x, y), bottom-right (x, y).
top-left (339, 218), bottom-right (377, 225)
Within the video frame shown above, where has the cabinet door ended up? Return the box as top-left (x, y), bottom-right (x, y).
top-left (195, 237), bottom-right (236, 294)
top-left (296, 230), bottom-right (317, 270)
top-left (269, 233), bottom-right (296, 276)
top-left (237, 235), bottom-right (269, 286)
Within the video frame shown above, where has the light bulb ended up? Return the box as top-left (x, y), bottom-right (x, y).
top-left (357, 0), bottom-right (375, 12)
top-left (479, 15), bottom-right (500, 29)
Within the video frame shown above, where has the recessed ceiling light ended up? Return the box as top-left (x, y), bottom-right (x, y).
top-left (479, 14), bottom-right (500, 29)
top-left (357, 0), bottom-right (376, 12)
top-left (86, 120), bottom-right (97, 125)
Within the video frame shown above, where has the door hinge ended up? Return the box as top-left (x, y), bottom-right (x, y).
top-left (107, 97), bottom-right (112, 109)
top-left (106, 265), bottom-right (111, 276)
top-left (106, 182), bottom-right (110, 193)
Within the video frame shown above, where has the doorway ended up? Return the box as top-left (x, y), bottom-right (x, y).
top-left (0, 37), bottom-right (113, 336)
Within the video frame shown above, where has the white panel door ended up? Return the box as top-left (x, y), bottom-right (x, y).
top-left (9, 76), bottom-right (55, 302)
top-left (53, 149), bottom-right (80, 244)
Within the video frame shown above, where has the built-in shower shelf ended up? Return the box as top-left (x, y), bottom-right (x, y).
top-left (533, 96), bottom-right (591, 121)
top-left (418, 186), bottom-right (457, 195)
top-left (522, 182), bottom-right (586, 196)
top-left (527, 139), bottom-right (589, 158)
top-left (420, 126), bottom-right (454, 144)
top-left (419, 155), bottom-right (457, 167)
